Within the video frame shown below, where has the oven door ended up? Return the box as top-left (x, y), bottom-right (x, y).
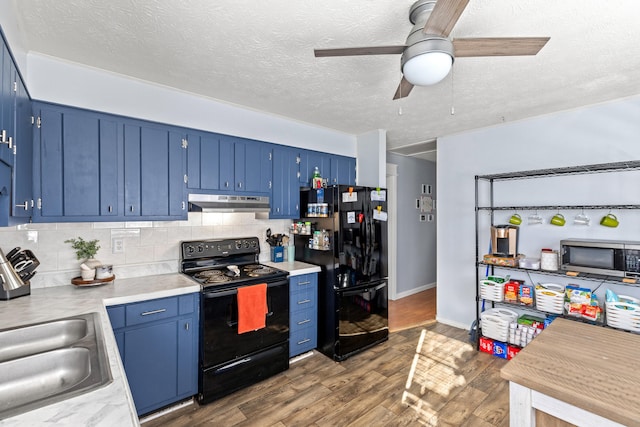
top-left (201, 279), bottom-right (289, 369)
top-left (335, 280), bottom-right (388, 361)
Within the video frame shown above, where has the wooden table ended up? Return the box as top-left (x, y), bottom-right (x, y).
top-left (501, 318), bottom-right (640, 427)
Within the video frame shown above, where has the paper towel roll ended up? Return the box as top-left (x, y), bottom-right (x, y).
top-left (540, 250), bottom-right (559, 271)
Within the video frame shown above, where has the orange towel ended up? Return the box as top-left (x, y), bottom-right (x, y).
top-left (237, 283), bottom-right (268, 334)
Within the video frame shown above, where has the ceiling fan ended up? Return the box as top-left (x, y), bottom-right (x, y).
top-left (314, 0), bottom-right (550, 100)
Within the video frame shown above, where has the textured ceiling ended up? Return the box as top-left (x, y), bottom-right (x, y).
top-left (11, 0), bottom-right (640, 161)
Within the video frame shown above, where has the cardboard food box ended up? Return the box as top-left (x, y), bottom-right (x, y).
top-left (483, 254), bottom-right (524, 267)
top-left (504, 280), bottom-right (521, 304)
top-left (518, 283), bottom-right (535, 306)
top-left (507, 345), bottom-right (521, 360)
top-left (479, 336), bottom-right (494, 355)
top-left (492, 341), bottom-right (508, 359)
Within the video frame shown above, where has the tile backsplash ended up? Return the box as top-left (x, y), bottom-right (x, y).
top-left (0, 213), bottom-right (291, 288)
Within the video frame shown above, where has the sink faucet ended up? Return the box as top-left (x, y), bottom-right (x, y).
top-left (0, 248), bottom-right (26, 291)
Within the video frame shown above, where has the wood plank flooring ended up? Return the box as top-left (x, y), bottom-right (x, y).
top-left (143, 321), bottom-right (509, 427)
top-left (389, 287), bottom-right (437, 332)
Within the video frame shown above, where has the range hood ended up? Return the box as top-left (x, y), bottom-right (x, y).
top-left (188, 194), bottom-right (270, 213)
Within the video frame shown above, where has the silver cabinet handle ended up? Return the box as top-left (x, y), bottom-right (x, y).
top-left (238, 182), bottom-right (242, 188)
top-left (108, 205), bottom-right (112, 213)
top-left (225, 181), bottom-right (229, 188)
top-left (298, 281), bottom-right (311, 286)
top-left (297, 338), bottom-right (311, 345)
top-left (130, 205), bottom-right (135, 212)
top-left (185, 322), bottom-right (189, 331)
top-left (297, 299), bottom-right (311, 305)
top-left (297, 319), bottom-right (311, 325)
top-left (0, 129), bottom-right (6, 143)
top-left (15, 201), bottom-right (28, 210)
top-left (140, 308), bottom-right (166, 316)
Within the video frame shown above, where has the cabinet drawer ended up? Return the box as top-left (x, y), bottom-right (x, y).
top-left (291, 287), bottom-right (316, 312)
top-left (290, 274), bottom-right (316, 290)
top-left (291, 309), bottom-right (316, 330)
top-left (290, 326), bottom-right (317, 356)
top-left (125, 297), bottom-right (179, 326)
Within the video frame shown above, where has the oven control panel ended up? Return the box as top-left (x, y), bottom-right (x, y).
top-left (181, 237), bottom-right (260, 259)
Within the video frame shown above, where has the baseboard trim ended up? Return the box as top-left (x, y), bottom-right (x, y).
top-left (435, 316), bottom-right (469, 331)
top-left (391, 282), bottom-right (436, 301)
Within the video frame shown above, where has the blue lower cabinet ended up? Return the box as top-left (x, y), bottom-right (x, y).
top-left (106, 293), bottom-right (199, 416)
top-left (289, 273), bottom-right (318, 357)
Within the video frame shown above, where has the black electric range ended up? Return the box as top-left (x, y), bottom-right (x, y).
top-left (179, 237), bottom-right (290, 404)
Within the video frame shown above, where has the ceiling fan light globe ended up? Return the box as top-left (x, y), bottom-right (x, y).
top-left (402, 51), bottom-right (452, 86)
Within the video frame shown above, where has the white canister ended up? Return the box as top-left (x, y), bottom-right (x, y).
top-left (540, 250), bottom-right (559, 271)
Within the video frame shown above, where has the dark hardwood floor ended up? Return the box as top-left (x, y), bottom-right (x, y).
top-left (143, 320), bottom-right (509, 427)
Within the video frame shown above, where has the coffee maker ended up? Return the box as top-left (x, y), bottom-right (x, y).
top-left (491, 225), bottom-right (519, 257)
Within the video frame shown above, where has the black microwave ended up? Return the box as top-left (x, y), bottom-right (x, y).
top-left (560, 239), bottom-right (640, 277)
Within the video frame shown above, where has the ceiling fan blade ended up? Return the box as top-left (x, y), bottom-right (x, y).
top-left (393, 77), bottom-right (414, 100)
top-left (452, 37), bottom-right (550, 57)
top-left (423, 0), bottom-right (470, 37)
top-left (314, 45), bottom-right (406, 57)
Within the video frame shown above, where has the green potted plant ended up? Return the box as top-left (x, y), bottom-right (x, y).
top-left (65, 237), bottom-right (101, 280)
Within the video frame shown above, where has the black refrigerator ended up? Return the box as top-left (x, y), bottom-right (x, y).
top-left (295, 185), bottom-right (388, 361)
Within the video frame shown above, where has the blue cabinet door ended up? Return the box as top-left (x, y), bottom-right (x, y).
top-left (36, 106), bottom-right (64, 217)
top-left (124, 320), bottom-right (179, 415)
top-left (187, 132), bottom-right (221, 191)
top-left (299, 150), bottom-right (331, 187)
top-left (219, 137), bottom-right (234, 191)
top-left (11, 74), bottom-right (32, 218)
top-left (271, 146), bottom-right (300, 218)
top-left (99, 119), bottom-right (120, 216)
top-left (330, 155), bottom-right (356, 186)
top-left (124, 122), bottom-right (186, 218)
top-left (260, 144), bottom-right (273, 194)
top-left (0, 42), bottom-right (15, 166)
top-left (62, 112), bottom-right (101, 216)
top-left (233, 138), bottom-right (246, 192)
top-left (123, 123), bottom-right (141, 216)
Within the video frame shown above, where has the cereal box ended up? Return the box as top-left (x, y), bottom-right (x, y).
top-left (519, 283), bottom-right (535, 306)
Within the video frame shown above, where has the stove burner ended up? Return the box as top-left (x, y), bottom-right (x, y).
top-left (203, 275), bottom-right (232, 284)
top-left (195, 270), bottom-right (224, 278)
top-left (245, 265), bottom-right (276, 277)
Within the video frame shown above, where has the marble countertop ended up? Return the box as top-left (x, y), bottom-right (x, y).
top-left (0, 273), bottom-right (200, 426)
top-left (263, 260), bottom-right (321, 276)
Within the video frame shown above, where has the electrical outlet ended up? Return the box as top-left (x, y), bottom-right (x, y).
top-left (112, 238), bottom-right (124, 254)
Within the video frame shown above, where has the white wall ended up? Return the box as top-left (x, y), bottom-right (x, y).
top-left (26, 53), bottom-right (356, 156)
top-left (437, 94), bottom-right (640, 329)
top-left (356, 129), bottom-right (386, 187)
top-left (388, 153), bottom-right (437, 298)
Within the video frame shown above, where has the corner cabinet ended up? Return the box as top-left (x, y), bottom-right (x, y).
top-left (474, 160), bottom-right (640, 350)
top-left (106, 293), bottom-right (200, 416)
top-left (289, 273), bottom-right (318, 357)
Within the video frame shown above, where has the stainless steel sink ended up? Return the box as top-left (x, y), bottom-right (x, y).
top-left (0, 312), bottom-right (112, 420)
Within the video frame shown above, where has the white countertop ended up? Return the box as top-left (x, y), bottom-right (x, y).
top-left (0, 263), bottom-right (319, 426)
top-left (264, 260), bottom-right (321, 276)
top-left (0, 273), bottom-right (200, 426)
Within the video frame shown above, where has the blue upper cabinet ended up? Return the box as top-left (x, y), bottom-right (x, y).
top-left (33, 102), bottom-right (187, 222)
top-left (0, 41), bottom-right (16, 166)
top-left (186, 131), bottom-right (221, 191)
top-left (299, 150), bottom-right (331, 187)
top-left (11, 75), bottom-right (33, 219)
top-left (271, 146), bottom-right (300, 219)
top-left (330, 155), bottom-right (356, 186)
top-left (33, 104), bottom-right (122, 220)
top-left (123, 120), bottom-right (186, 219)
top-left (188, 134), bottom-right (271, 196)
